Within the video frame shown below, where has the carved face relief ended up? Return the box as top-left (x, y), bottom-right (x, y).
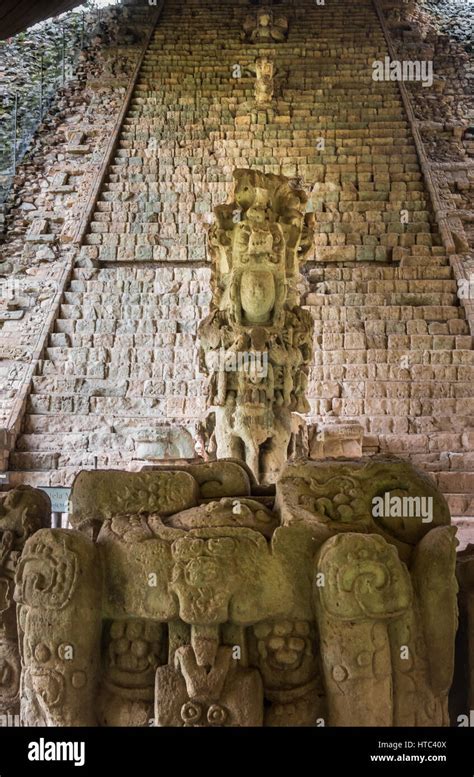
top-left (170, 537), bottom-right (238, 623)
top-left (104, 620), bottom-right (165, 691)
top-left (251, 620), bottom-right (318, 689)
top-left (240, 270), bottom-right (275, 324)
top-left (0, 487), bottom-right (50, 561)
top-left (243, 8), bottom-right (288, 44)
top-left (233, 222), bottom-right (285, 264)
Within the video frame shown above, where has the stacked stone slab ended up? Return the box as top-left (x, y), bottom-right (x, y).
top-left (9, 0), bottom-right (474, 516)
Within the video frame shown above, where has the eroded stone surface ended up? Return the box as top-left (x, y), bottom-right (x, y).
top-left (198, 168), bottom-right (314, 484)
top-left (4, 0), bottom-right (473, 520)
top-left (242, 7), bottom-right (289, 44)
top-left (13, 458), bottom-right (460, 727)
top-left (0, 486), bottom-right (50, 719)
top-left (309, 422), bottom-right (364, 459)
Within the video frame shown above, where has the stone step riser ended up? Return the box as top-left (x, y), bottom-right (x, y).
top-left (28, 376), bottom-right (474, 397)
top-left (23, 393), bottom-right (473, 418)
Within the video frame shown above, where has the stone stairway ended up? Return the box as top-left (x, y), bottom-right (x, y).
top-left (12, 263), bottom-right (210, 479)
top-left (304, 258), bottom-right (474, 516)
top-left (8, 0), bottom-right (474, 515)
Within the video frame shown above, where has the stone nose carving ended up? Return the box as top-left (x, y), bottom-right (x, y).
top-left (240, 270), bottom-right (275, 324)
top-left (247, 227), bottom-right (274, 256)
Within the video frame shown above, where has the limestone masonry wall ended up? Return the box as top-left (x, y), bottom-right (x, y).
top-left (3, 0), bottom-right (473, 517)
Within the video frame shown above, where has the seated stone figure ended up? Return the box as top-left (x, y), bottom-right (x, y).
top-left (14, 457), bottom-right (458, 727)
top-left (242, 7), bottom-right (289, 43)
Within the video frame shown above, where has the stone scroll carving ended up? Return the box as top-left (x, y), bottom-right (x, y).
top-left (14, 457), bottom-right (459, 727)
top-left (0, 487), bottom-right (50, 722)
top-left (198, 169), bottom-right (314, 484)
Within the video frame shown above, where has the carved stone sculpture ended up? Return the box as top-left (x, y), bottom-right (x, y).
top-left (254, 57), bottom-right (275, 105)
top-left (198, 169), bottom-right (314, 484)
top-left (14, 457), bottom-right (459, 727)
top-left (277, 457), bottom-right (458, 726)
top-left (242, 7), bottom-right (289, 43)
top-left (0, 487), bottom-right (50, 721)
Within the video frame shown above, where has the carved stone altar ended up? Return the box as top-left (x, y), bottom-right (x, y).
top-left (198, 169), bottom-right (314, 484)
top-left (14, 457), bottom-right (460, 726)
top-left (0, 487), bottom-right (50, 721)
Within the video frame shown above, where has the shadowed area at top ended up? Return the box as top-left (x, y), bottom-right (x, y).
top-left (1, 0), bottom-right (86, 40)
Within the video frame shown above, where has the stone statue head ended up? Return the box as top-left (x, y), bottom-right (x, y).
top-left (257, 8), bottom-right (272, 27)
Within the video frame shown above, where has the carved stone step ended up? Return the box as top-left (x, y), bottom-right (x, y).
top-left (25, 394), bottom-right (206, 417)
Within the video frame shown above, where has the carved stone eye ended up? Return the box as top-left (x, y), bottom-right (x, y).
top-left (207, 704), bottom-right (228, 726)
top-left (180, 701), bottom-right (202, 724)
top-left (272, 229), bottom-right (282, 247)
